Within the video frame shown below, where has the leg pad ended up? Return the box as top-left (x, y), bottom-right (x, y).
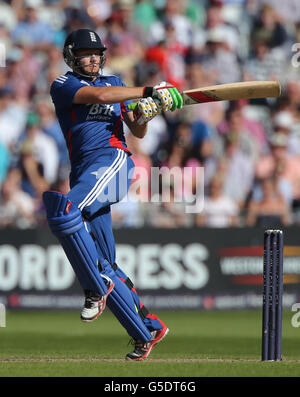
top-left (43, 191), bottom-right (108, 296)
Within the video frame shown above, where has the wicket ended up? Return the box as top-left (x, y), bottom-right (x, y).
top-left (262, 230), bottom-right (284, 361)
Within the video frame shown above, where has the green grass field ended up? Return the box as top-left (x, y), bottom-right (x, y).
top-left (0, 309), bottom-right (300, 377)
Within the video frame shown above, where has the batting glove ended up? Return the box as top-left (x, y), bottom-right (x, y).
top-left (136, 97), bottom-right (162, 125)
top-left (143, 82), bottom-right (183, 112)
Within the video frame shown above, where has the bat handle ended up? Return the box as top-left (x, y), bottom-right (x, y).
top-left (127, 91), bottom-right (184, 111)
top-left (128, 102), bottom-right (138, 111)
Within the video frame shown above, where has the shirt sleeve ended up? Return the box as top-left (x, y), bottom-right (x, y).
top-left (50, 75), bottom-right (87, 109)
top-left (113, 76), bottom-right (133, 111)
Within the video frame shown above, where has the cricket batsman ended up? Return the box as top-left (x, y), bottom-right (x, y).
top-left (44, 29), bottom-right (183, 361)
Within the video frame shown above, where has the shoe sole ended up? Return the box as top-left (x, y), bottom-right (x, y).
top-left (80, 282), bottom-right (115, 323)
top-left (126, 327), bottom-right (169, 361)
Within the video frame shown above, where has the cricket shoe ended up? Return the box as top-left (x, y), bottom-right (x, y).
top-left (80, 276), bottom-right (114, 322)
top-left (125, 324), bottom-right (169, 361)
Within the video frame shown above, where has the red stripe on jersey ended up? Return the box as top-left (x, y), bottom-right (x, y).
top-left (109, 117), bottom-right (131, 153)
top-left (109, 135), bottom-right (131, 153)
top-left (71, 108), bottom-right (77, 123)
top-left (120, 101), bottom-right (127, 119)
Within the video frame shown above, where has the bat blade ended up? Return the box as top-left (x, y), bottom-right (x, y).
top-left (182, 81), bottom-right (281, 105)
top-left (127, 81), bottom-right (281, 111)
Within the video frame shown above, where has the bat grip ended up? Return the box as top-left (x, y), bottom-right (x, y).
top-left (128, 102), bottom-right (138, 111)
top-left (127, 92), bottom-right (184, 111)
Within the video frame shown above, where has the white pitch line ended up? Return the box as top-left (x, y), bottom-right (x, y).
top-left (0, 358), bottom-right (295, 363)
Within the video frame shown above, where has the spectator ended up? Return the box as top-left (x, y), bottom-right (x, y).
top-left (245, 176), bottom-right (291, 227)
top-left (202, 2), bottom-right (241, 54)
top-left (200, 27), bottom-right (241, 84)
top-left (217, 103), bottom-right (262, 164)
top-left (126, 114), bottom-right (168, 161)
top-left (11, 0), bottom-right (56, 51)
top-left (243, 38), bottom-right (287, 83)
top-left (16, 112), bottom-right (59, 197)
top-left (0, 168), bottom-right (36, 228)
top-left (0, 87), bottom-right (27, 149)
top-left (184, 61), bottom-right (226, 127)
top-left (104, 15), bottom-right (144, 83)
top-left (146, 181), bottom-right (193, 228)
top-left (251, 162), bottom-right (293, 206)
top-left (114, 0), bottom-right (146, 41)
top-left (149, 0), bottom-right (193, 48)
top-left (111, 185), bottom-right (143, 228)
top-left (218, 133), bottom-right (254, 207)
top-left (160, 122), bottom-right (202, 203)
top-left (250, 4), bottom-right (288, 50)
top-left (145, 19), bottom-right (186, 89)
top-left (34, 95), bottom-right (69, 167)
top-left (255, 0), bottom-right (300, 25)
top-left (36, 44), bottom-right (68, 94)
top-left (0, 1), bottom-right (17, 31)
top-left (0, 23), bottom-right (13, 58)
top-left (63, 3), bottom-right (91, 35)
top-left (272, 111), bottom-right (300, 155)
top-left (133, 0), bottom-right (158, 34)
top-left (190, 120), bottom-right (215, 166)
top-left (196, 174), bottom-right (239, 227)
top-left (6, 43), bottom-right (41, 102)
top-left (85, 0), bottom-right (113, 29)
top-left (255, 133), bottom-right (300, 204)
top-left (38, 0), bottom-right (67, 44)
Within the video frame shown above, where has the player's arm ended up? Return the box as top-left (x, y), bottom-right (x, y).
top-left (123, 110), bottom-right (148, 139)
top-left (73, 86), bottom-right (145, 105)
top-left (73, 82), bottom-right (183, 110)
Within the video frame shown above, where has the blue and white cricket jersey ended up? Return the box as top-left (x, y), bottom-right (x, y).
top-left (50, 71), bottom-right (132, 182)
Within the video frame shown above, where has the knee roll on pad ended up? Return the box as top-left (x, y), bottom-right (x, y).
top-left (43, 191), bottom-right (108, 296)
top-left (101, 261), bottom-right (152, 342)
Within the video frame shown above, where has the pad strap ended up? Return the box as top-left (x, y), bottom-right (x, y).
top-left (101, 261), bottom-right (152, 342)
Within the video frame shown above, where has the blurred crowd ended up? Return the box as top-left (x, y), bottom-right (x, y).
top-left (0, 0), bottom-right (300, 229)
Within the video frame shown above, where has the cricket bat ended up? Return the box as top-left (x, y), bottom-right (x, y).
top-left (127, 81), bottom-right (281, 111)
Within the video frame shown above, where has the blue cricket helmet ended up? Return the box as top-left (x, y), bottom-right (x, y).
top-left (63, 29), bottom-right (107, 78)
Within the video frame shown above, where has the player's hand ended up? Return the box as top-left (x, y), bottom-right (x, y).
top-left (136, 97), bottom-right (161, 125)
top-left (152, 82), bottom-right (183, 112)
